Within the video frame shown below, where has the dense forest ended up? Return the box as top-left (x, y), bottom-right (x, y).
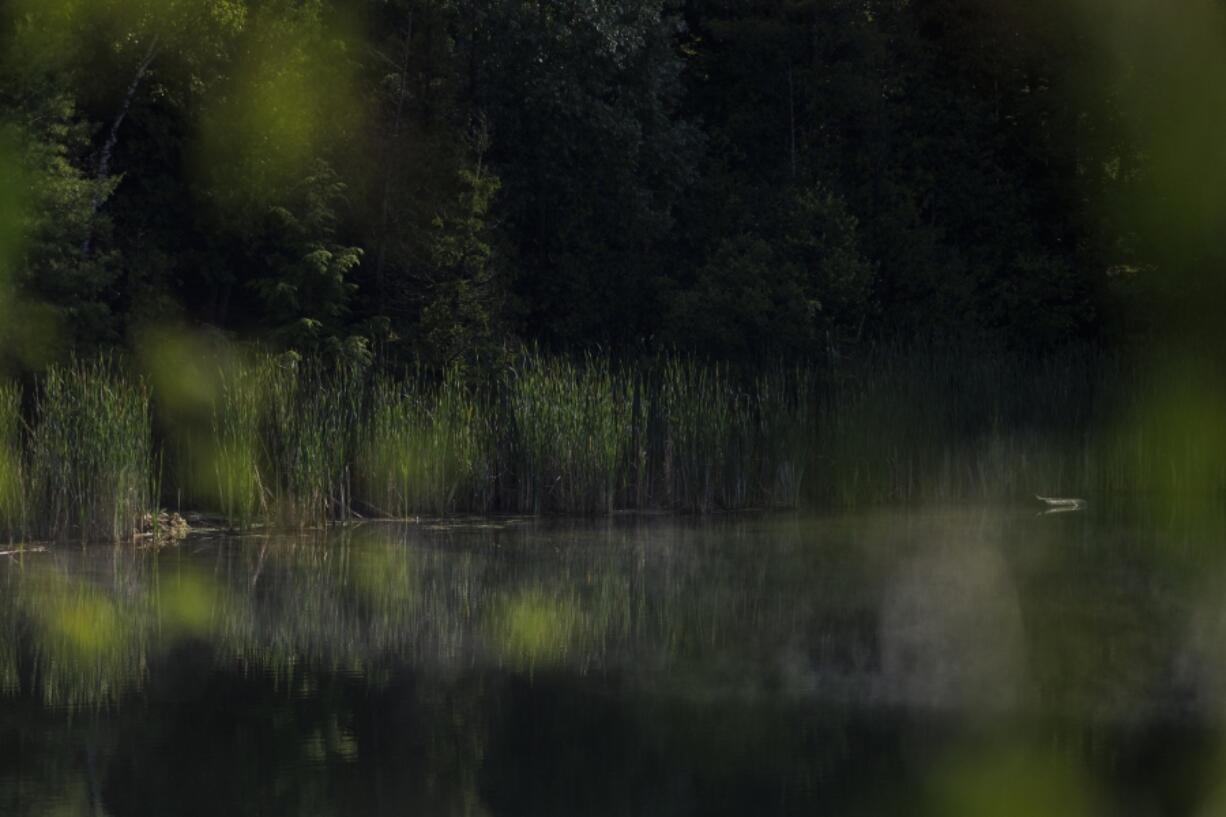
top-left (1, 0), bottom-right (1215, 369)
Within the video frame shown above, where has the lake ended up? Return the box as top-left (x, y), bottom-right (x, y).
top-left (3, 507), bottom-right (1226, 815)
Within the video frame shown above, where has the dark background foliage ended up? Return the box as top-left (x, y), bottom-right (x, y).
top-left (0, 0), bottom-right (1180, 366)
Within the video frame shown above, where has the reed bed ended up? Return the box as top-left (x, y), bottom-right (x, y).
top-left (811, 348), bottom-right (1107, 505)
top-left (25, 358), bottom-right (153, 541)
top-left (507, 355), bottom-right (630, 514)
top-left (650, 360), bottom-right (744, 511)
top-left (359, 367), bottom-right (494, 517)
top-left (5, 343), bottom-right (1226, 540)
top-left (266, 358), bottom-right (366, 524)
top-left (211, 354), bottom-right (271, 527)
top-left (0, 381), bottom-right (24, 540)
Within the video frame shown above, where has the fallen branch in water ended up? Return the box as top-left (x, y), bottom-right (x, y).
top-left (0, 545), bottom-right (48, 557)
top-left (1035, 494), bottom-right (1086, 508)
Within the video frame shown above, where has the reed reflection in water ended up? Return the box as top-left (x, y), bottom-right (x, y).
top-left (2, 509), bottom-right (1226, 815)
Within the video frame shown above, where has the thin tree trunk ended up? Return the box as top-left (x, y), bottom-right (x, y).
top-left (788, 64), bottom-right (797, 179)
top-left (82, 34), bottom-right (161, 256)
top-left (374, 13), bottom-right (414, 302)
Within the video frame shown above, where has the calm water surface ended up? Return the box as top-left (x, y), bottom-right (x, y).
top-left (3, 508), bottom-right (1226, 815)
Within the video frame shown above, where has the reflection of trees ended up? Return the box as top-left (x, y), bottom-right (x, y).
top-left (0, 517), bottom-right (855, 815)
top-left (0, 512), bottom-right (1222, 815)
top-left (0, 513), bottom-right (1212, 712)
top-left (878, 541), bottom-right (1025, 711)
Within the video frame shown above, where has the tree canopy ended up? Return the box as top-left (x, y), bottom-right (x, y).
top-left (0, 0), bottom-right (1198, 366)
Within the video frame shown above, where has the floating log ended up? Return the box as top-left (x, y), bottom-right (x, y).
top-left (1035, 495), bottom-right (1086, 511)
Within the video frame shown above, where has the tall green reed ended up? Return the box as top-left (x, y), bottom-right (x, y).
top-left (507, 354), bottom-right (630, 514)
top-left (210, 354), bottom-right (271, 527)
top-left (653, 359), bottom-right (733, 512)
top-left (208, 353), bottom-right (370, 527)
top-left (267, 357), bottom-right (365, 524)
top-left (28, 357), bottom-right (153, 541)
top-left (755, 366), bottom-right (817, 508)
top-left (0, 381), bottom-right (24, 539)
top-left (358, 367), bottom-right (493, 516)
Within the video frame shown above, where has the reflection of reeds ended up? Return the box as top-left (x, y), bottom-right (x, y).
top-left (0, 512), bottom-right (1210, 712)
top-left (8, 558), bottom-right (223, 707)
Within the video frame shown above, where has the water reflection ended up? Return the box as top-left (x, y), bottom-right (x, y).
top-left (879, 539), bottom-right (1025, 712)
top-left (1, 510), bottom-right (1225, 815)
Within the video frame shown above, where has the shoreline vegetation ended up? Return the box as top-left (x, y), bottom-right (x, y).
top-left (0, 343), bottom-right (1217, 543)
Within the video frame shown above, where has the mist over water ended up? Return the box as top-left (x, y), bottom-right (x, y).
top-left (3, 509), bottom-right (1225, 815)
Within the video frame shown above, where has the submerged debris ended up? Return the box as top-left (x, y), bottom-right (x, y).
top-left (140, 511), bottom-right (190, 543)
top-left (0, 545), bottom-right (47, 557)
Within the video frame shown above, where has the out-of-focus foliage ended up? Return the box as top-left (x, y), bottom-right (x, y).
top-left (492, 588), bottom-right (586, 671)
top-left (1073, 0), bottom-right (1226, 346)
top-left (928, 743), bottom-right (1099, 817)
top-left (5, 513), bottom-right (1226, 811)
top-left (193, 1), bottom-right (359, 207)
